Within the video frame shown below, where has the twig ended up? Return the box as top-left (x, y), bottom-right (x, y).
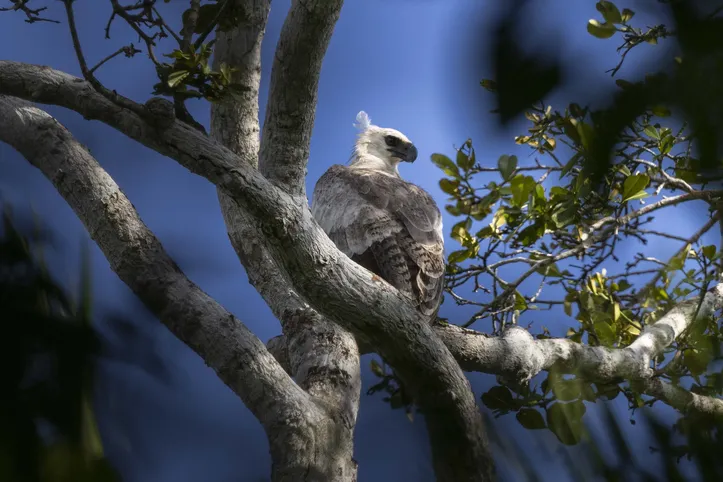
top-left (62, 0), bottom-right (146, 116)
top-left (108, 0), bottom-right (161, 66)
top-left (89, 44), bottom-right (142, 74)
top-left (0, 0), bottom-right (58, 23)
top-left (635, 214), bottom-right (719, 301)
top-left (152, 6), bottom-right (182, 44)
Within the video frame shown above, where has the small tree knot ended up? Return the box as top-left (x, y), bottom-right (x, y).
top-left (143, 97), bottom-right (175, 130)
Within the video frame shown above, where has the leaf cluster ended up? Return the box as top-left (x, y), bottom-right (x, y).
top-left (433, 0), bottom-right (723, 452)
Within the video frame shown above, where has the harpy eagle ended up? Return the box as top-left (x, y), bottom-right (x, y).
top-left (311, 111), bottom-right (445, 320)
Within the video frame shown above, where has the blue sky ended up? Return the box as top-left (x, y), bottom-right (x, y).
top-left (0, 1), bottom-right (715, 481)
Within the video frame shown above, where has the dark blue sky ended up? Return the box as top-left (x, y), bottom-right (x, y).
top-left (0, 1), bottom-right (715, 481)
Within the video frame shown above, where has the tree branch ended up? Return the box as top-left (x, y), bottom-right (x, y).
top-left (0, 0), bottom-right (58, 23)
top-left (210, 4), bottom-right (360, 477)
top-left (270, 282), bottom-right (723, 421)
top-left (0, 95), bottom-right (314, 433)
top-left (211, 0), bottom-right (360, 416)
top-left (62, 0), bottom-right (147, 117)
top-left (0, 61), bottom-right (493, 481)
top-left (440, 284), bottom-right (723, 380)
top-left (258, 0), bottom-right (344, 197)
top-left (641, 378), bottom-right (723, 418)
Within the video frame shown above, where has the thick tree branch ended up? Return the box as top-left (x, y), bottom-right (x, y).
top-left (210, 0), bottom-right (269, 166)
top-left (258, 0), bottom-right (344, 197)
top-left (0, 95), bottom-right (315, 434)
top-left (0, 61), bottom-right (493, 481)
top-left (210, 4), bottom-right (360, 477)
top-left (641, 378), bottom-right (723, 418)
top-left (439, 284), bottom-right (723, 380)
top-left (269, 283), bottom-right (723, 421)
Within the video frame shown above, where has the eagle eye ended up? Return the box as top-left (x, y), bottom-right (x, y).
top-left (384, 135), bottom-right (400, 147)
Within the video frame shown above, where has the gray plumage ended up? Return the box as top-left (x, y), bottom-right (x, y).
top-left (311, 112), bottom-right (445, 319)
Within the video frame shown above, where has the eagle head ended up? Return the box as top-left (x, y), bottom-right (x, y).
top-left (351, 111), bottom-right (418, 172)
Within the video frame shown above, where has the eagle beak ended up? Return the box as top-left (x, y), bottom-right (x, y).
top-left (388, 142), bottom-right (418, 163)
top-left (401, 143), bottom-right (418, 163)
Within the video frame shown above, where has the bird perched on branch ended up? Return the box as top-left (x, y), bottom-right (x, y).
top-left (311, 111), bottom-right (445, 321)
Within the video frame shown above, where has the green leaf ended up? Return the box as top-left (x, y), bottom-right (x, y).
top-left (510, 175), bottom-right (536, 208)
top-left (616, 280), bottom-right (631, 292)
top-left (431, 154), bottom-right (460, 178)
top-left (612, 302), bottom-right (621, 322)
top-left (470, 202), bottom-right (493, 221)
top-left (559, 153), bottom-right (580, 178)
top-left (448, 249), bottom-right (470, 264)
top-left (552, 378), bottom-right (581, 402)
top-left (477, 226), bottom-right (494, 239)
top-left (659, 134), bottom-right (675, 156)
top-left (516, 408), bottom-right (546, 430)
top-left (514, 291), bottom-right (528, 311)
top-left (517, 223), bottom-right (544, 246)
top-left (593, 321), bottom-right (616, 346)
top-left (481, 386), bottom-right (515, 411)
top-left (576, 121), bottom-right (595, 151)
top-left (651, 105), bottom-right (671, 117)
top-left (587, 19), bottom-right (617, 39)
top-left (439, 178), bottom-right (459, 195)
top-left (643, 125), bottom-right (660, 140)
top-left (621, 8), bottom-right (635, 22)
top-left (498, 154), bottom-right (518, 181)
top-left (596, 1), bottom-right (622, 24)
top-left (668, 247), bottom-right (689, 271)
top-left (702, 245), bottom-right (717, 260)
top-left (167, 70), bottom-right (190, 88)
top-left (684, 348), bottom-right (712, 377)
top-left (621, 174), bottom-right (650, 203)
top-left (546, 401), bottom-right (586, 445)
top-left (551, 201), bottom-right (576, 228)
top-left (457, 148), bottom-right (474, 171)
top-left (165, 50), bottom-right (192, 60)
top-left (579, 291), bottom-right (595, 312)
top-left (451, 219), bottom-right (472, 244)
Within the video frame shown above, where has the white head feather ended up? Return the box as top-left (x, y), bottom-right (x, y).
top-left (354, 111), bottom-right (372, 131)
top-left (350, 110), bottom-right (416, 175)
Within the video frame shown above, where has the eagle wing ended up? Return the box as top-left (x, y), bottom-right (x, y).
top-left (311, 165), bottom-right (445, 318)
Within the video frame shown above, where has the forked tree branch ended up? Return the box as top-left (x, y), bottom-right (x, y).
top-left (210, 3), bottom-right (360, 477)
top-left (211, 0), bottom-right (360, 415)
top-left (267, 284), bottom-right (723, 418)
top-left (0, 62), bottom-right (493, 481)
top-left (258, 0), bottom-right (344, 197)
top-left (0, 95), bottom-right (315, 433)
